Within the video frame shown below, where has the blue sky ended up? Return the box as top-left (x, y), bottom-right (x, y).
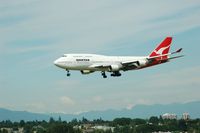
top-left (0, 0), bottom-right (200, 114)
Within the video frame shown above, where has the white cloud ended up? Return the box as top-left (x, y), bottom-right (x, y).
top-left (73, 110), bottom-right (89, 115)
top-left (60, 96), bottom-right (75, 106)
top-left (149, 66), bottom-right (200, 88)
top-left (126, 104), bottom-right (134, 110)
top-left (126, 99), bottom-right (152, 110)
top-left (1, 0), bottom-right (200, 55)
top-left (25, 102), bottom-right (46, 113)
top-left (93, 96), bottom-right (103, 103)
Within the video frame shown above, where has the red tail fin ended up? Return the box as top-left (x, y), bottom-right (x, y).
top-left (149, 37), bottom-right (172, 59)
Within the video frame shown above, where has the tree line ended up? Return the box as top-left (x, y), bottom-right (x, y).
top-left (0, 116), bottom-right (200, 133)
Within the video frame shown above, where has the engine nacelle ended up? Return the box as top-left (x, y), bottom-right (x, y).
top-left (138, 59), bottom-right (148, 67)
top-left (81, 70), bottom-right (94, 74)
top-left (109, 64), bottom-right (122, 72)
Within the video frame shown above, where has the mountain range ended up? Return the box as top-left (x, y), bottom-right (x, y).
top-left (0, 101), bottom-right (199, 122)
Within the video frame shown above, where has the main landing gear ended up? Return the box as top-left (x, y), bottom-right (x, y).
top-left (66, 69), bottom-right (71, 77)
top-left (101, 71), bottom-right (107, 78)
top-left (101, 71), bottom-right (122, 78)
top-left (111, 71), bottom-right (121, 77)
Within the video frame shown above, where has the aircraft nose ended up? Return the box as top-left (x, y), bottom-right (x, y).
top-left (54, 58), bottom-right (66, 68)
top-left (54, 59), bottom-right (59, 66)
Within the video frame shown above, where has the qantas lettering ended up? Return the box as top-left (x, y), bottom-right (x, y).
top-left (76, 59), bottom-right (90, 61)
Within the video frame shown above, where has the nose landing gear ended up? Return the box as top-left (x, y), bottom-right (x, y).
top-left (101, 71), bottom-right (107, 78)
top-left (66, 69), bottom-right (71, 77)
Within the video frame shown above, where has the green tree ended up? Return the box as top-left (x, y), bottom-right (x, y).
top-left (132, 118), bottom-right (146, 125)
top-left (82, 117), bottom-right (89, 124)
top-left (113, 118), bottom-right (132, 126)
top-left (70, 119), bottom-right (79, 126)
top-left (1, 129), bottom-right (8, 133)
top-left (178, 119), bottom-right (187, 131)
top-left (19, 120), bottom-right (25, 127)
top-left (24, 124), bottom-right (32, 133)
top-left (149, 116), bottom-right (159, 124)
top-left (58, 116), bottom-right (62, 122)
top-left (47, 123), bottom-right (77, 133)
top-left (49, 117), bottom-right (55, 124)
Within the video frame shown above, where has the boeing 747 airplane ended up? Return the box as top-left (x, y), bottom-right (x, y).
top-left (54, 37), bottom-right (183, 78)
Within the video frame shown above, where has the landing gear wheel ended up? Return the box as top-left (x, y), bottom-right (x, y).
top-left (103, 75), bottom-right (107, 78)
top-left (111, 71), bottom-right (121, 77)
top-left (101, 71), bottom-right (107, 78)
top-left (66, 69), bottom-right (71, 77)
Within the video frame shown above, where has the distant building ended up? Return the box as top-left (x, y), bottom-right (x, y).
top-left (74, 124), bottom-right (94, 133)
top-left (92, 125), bottom-right (114, 132)
top-left (1, 127), bottom-right (24, 133)
top-left (182, 112), bottom-right (190, 120)
top-left (74, 124), bottom-right (114, 133)
top-left (82, 128), bottom-right (94, 133)
top-left (162, 113), bottom-right (177, 120)
top-left (1, 128), bottom-right (13, 133)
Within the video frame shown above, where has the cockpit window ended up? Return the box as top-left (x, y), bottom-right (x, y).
top-left (62, 55), bottom-right (67, 57)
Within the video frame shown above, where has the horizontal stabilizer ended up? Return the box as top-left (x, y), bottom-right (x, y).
top-left (172, 48), bottom-right (182, 54)
top-left (148, 48), bottom-right (183, 59)
top-left (168, 55), bottom-right (184, 60)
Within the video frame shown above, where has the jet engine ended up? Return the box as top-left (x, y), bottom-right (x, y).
top-left (109, 64), bottom-right (122, 72)
top-left (81, 70), bottom-right (94, 74)
top-left (138, 59), bottom-right (148, 67)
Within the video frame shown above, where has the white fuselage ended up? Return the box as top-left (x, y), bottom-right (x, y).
top-left (54, 54), bottom-right (147, 71)
top-left (53, 37), bottom-right (183, 77)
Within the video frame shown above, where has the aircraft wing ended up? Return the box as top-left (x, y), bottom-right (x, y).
top-left (121, 61), bottom-right (140, 66)
top-left (120, 61), bottom-right (140, 70)
top-left (89, 64), bottom-right (112, 69)
top-left (90, 61), bottom-right (140, 71)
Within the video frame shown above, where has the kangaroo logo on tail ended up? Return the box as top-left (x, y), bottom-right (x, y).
top-left (149, 37), bottom-right (172, 57)
top-left (153, 45), bottom-right (170, 55)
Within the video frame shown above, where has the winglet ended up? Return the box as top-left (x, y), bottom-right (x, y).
top-left (176, 48), bottom-right (182, 53)
top-left (172, 48), bottom-right (183, 54)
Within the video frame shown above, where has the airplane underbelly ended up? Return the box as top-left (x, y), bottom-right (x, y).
top-left (66, 62), bottom-right (91, 70)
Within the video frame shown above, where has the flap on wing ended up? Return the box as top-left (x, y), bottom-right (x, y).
top-left (89, 64), bottom-right (111, 69)
top-left (121, 61), bottom-right (140, 66)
